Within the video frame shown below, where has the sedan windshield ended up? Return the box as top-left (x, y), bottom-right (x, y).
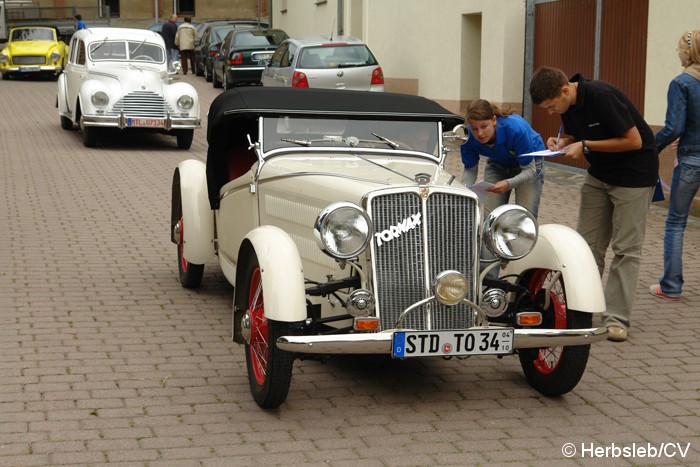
top-left (233, 30), bottom-right (287, 47)
top-left (89, 41), bottom-right (165, 63)
top-left (263, 117), bottom-right (439, 157)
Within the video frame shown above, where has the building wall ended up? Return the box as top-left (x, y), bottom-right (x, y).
top-left (35, 1), bottom-right (266, 27)
top-left (271, 0), bottom-right (526, 116)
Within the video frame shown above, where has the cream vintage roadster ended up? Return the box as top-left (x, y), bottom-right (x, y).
top-left (171, 87), bottom-right (607, 408)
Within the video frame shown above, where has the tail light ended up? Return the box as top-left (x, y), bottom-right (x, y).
top-left (230, 53), bottom-right (243, 65)
top-left (371, 67), bottom-right (384, 85)
top-left (209, 45), bottom-right (220, 57)
top-left (292, 71), bottom-right (309, 88)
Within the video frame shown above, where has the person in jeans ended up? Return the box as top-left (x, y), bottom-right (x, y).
top-left (161, 14), bottom-right (178, 70)
top-left (529, 67), bottom-right (659, 342)
top-left (460, 99), bottom-right (545, 218)
top-left (650, 30), bottom-right (700, 302)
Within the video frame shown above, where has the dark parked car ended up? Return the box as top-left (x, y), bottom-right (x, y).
top-left (194, 21), bottom-right (257, 79)
top-left (212, 28), bottom-right (288, 89)
top-left (145, 21), bottom-right (198, 35)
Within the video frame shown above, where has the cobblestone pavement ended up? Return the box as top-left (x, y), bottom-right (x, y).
top-left (0, 74), bottom-right (698, 467)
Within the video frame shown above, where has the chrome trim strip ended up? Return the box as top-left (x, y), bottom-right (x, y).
top-left (276, 326), bottom-right (608, 354)
top-left (256, 171), bottom-right (392, 186)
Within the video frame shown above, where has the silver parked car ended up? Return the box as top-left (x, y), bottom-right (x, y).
top-left (260, 36), bottom-right (384, 91)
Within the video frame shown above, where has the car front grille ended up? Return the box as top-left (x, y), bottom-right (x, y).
top-left (368, 189), bottom-right (478, 331)
top-left (12, 56), bottom-right (46, 65)
top-left (111, 91), bottom-right (173, 117)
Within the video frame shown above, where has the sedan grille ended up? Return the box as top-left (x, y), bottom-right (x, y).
top-left (369, 190), bottom-right (478, 331)
top-left (12, 56), bottom-right (45, 65)
top-left (111, 91), bottom-right (173, 117)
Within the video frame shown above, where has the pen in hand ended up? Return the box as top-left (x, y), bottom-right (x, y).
top-left (556, 125), bottom-right (563, 150)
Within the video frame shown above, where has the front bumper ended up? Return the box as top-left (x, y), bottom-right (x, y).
top-left (277, 326), bottom-right (608, 355)
top-left (1, 65), bottom-right (62, 74)
top-left (81, 114), bottom-right (201, 130)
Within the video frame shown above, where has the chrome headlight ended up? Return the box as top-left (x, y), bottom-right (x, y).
top-left (50, 52), bottom-right (60, 63)
top-left (177, 95), bottom-right (194, 110)
top-left (314, 202), bottom-right (371, 259)
top-left (90, 91), bottom-right (109, 108)
top-left (483, 205), bottom-right (538, 260)
top-left (434, 271), bottom-right (468, 306)
top-left (0, 54), bottom-right (8, 64)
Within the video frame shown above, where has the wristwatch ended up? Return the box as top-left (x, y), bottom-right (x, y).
top-left (581, 139), bottom-right (590, 155)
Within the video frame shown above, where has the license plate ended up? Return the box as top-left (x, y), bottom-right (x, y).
top-left (252, 52), bottom-right (272, 61)
top-left (392, 328), bottom-right (514, 358)
top-left (126, 118), bottom-right (165, 128)
top-left (19, 66), bottom-right (40, 72)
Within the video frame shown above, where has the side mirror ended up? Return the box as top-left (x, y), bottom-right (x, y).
top-left (170, 60), bottom-right (181, 74)
top-left (442, 123), bottom-right (468, 151)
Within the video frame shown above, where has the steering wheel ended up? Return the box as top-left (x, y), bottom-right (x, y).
top-left (132, 55), bottom-right (155, 62)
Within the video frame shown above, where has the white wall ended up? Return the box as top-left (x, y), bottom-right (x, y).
top-left (645, 0), bottom-right (700, 125)
top-left (271, 0), bottom-right (526, 105)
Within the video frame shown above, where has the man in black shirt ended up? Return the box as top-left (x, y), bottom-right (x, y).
top-left (530, 66), bottom-right (658, 342)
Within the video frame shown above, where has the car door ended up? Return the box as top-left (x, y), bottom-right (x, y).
top-left (261, 42), bottom-right (295, 87)
top-left (65, 38), bottom-right (87, 115)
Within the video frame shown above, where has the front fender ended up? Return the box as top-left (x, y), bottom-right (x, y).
top-left (57, 73), bottom-right (69, 115)
top-left (234, 226), bottom-right (306, 329)
top-left (502, 224), bottom-right (606, 313)
top-left (172, 159), bottom-right (215, 264)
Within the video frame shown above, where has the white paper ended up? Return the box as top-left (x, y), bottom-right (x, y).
top-left (518, 149), bottom-right (568, 158)
top-left (467, 180), bottom-right (495, 203)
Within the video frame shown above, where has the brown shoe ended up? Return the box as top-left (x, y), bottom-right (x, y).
top-left (607, 325), bottom-right (627, 342)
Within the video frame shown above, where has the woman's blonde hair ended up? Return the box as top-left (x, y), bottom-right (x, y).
top-left (466, 99), bottom-right (513, 121)
top-left (680, 30), bottom-right (700, 65)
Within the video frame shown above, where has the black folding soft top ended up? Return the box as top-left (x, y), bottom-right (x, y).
top-left (205, 87), bottom-right (463, 209)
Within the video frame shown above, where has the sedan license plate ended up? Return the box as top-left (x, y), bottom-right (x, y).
top-left (19, 66), bottom-right (40, 72)
top-left (126, 118), bottom-right (165, 128)
top-left (252, 52), bottom-right (272, 62)
top-left (392, 328), bottom-right (513, 358)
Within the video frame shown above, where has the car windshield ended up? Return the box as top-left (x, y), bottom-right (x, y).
top-left (11, 28), bottom-right (55, 41)
top-left (89, 41), bottom-right (165, 63)
top-left (262, 117), bottom-right (439, 157)
top-left (233, 30), bottom-right (286, 47)
top-left (297, 44), bottom-right (377, 69)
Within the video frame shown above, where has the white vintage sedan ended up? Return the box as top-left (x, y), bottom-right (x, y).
top-left (172, 87), bottom-right (608, 408)
top-left (57, 28), bottom-right (200, 149)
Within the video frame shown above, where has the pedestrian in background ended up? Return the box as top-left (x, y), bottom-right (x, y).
top-left (74, 14), bottom-right (86, 31)
top-left (529, 66), bottom-right (659, 342)
top-left (460, 99), bottom-right (545, 218)
top-left (175, 16), bottom-right (197, 75)
top-left (161, 14), bottom-right (178, 70)
top-left (649, 30), bottom-right (700, 302)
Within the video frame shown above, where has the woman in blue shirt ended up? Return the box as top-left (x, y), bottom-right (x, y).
top-left (461, 99), bottom-right (545, 217)
top-left (650, 30), bottom-right (700, 301)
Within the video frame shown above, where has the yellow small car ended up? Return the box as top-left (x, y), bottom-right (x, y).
top-left (0, 26), bottom-right (68, 80)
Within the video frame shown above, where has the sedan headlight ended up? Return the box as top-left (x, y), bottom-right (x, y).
top-left (0, 54), bottom-right (8, 64)
top-left (314, 202), bottom-right (372, 259)
top-left (483, 205), bottom-right (538, 260)
top-left (90, 91), bottom-right (109, 108)
top-left (50, 52), bottom-right (60, 63)
top-left (177, 95), bottom-right (194, 111)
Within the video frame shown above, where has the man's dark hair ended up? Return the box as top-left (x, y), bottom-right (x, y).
top-left (75, 14), bottom-right (82, 21)
top-left (529, 66), bottom-right (569, 104)
top-left (184, 16), bottom-right (192, 23)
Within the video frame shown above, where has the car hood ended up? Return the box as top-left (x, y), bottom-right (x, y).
top-left (258, 153), bottom-right (466, 202)
top-left (8, 40), bottom-right (56, 54)
top-left (88, 64), bottom-right (169, 92)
